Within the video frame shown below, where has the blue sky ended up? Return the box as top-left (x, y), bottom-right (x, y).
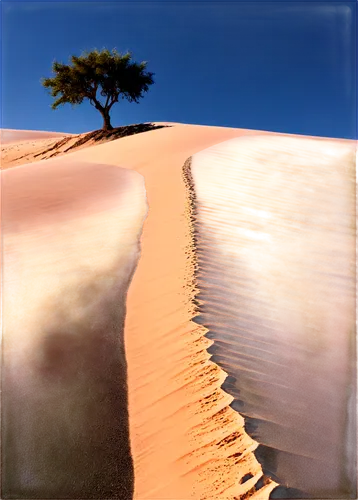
top-left (1, 1), bottom-right (357, 138)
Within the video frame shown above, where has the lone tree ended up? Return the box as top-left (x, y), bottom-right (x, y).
top-left (42, 48), bottom-right (154, 131)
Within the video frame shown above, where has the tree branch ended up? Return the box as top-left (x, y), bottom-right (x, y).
top-left (104, 93), bottom-right (111, 109)
top-left (108, 93), bottom-right (118, 111)
top-left (88, 82), bottom-right (102, 109)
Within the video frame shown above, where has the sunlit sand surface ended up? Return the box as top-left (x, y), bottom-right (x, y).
top-left (1, 123), bottom-right (354, 499)
top-left (190, 135), bottom-right (356, 498)
top-left (0, 128), bottom-right (72, 145)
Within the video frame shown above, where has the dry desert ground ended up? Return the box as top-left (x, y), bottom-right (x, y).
top-left (1, 123), bottom-right (356, 499)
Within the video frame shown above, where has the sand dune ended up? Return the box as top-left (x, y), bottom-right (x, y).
top-left (0, 128), bottom-right (72, 145)
top-left (190, 135), bottom-right (356, 498)
top-left (2, 123), bottom-right (356, 500)
top-left (0, 124), bottom-right (166, 170)
top-left (2, 158), bottom-right (147, 498)
top-left (1, 130), bottom-right (74, 169)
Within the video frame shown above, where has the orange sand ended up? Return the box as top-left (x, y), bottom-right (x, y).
top-left (2, 124), bottom-right (354, 500)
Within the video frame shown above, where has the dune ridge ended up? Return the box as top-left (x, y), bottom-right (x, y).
top-left (87, 124), bottom-right (273, 499)
top-left (0, 124), bottom-right (165, 169)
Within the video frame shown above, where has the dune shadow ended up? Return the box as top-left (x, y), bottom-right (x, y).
top-left (1, 159), bottom-right (147, 499)
top-left (2, 261), bottom-right (137, 499)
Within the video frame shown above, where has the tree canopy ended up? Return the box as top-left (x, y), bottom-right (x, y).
top-left (42, 48), bottom-right (154, 130)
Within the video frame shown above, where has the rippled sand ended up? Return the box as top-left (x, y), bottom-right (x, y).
top-left (2, 124), bottom-right (356, 500)
top-left (190, 135), bottom-right (356, 498)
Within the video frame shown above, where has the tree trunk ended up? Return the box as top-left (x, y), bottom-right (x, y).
top-left (100, 108), bottom-right (113, 131)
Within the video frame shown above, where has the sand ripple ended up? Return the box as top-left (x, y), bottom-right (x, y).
top-left (190, 135), bottom-right (356, 498)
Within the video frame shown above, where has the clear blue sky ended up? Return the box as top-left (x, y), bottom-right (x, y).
top-left (1, 1), bottom-right (357, 138)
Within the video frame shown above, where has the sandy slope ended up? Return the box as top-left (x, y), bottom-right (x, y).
top-left (2, 158), bottom-right (147, 498)
top-left (190, 136), bottom-right (356, 498)
top-left (0, 128), bottom-right (73, 145)
top-left (1, 124), bottom-right (164, 169)
top-left (2, 124), bottom-right (352, 500)
top-left (1, 132), bottom-right (74, 169)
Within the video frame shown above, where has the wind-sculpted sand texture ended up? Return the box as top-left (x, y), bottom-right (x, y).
top-left (190, 136), bottom-right (356, 499)
top-left (2, 123), bottom-right (356, 500)
top-left (2, 158), bottom-right (147, 498)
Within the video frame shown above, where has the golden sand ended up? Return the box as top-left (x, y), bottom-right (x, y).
top-left (2, 124), bottom-right (356, 500)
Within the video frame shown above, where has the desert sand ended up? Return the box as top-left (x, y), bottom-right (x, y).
top-left (1, 123), bottom-right (357, 500)
top-left (0, 128), bottom-right (73, 145)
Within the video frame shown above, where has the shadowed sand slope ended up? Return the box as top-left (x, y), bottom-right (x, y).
top-left (1, 124), bottom-right (166, 169)
top-left (2, 158), bottom-right (147, 498)
top-left (190, 135), bottom-right (356, 498)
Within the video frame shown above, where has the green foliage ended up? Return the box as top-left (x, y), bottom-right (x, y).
top-left (42, 48), bottom-right (154, 129)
